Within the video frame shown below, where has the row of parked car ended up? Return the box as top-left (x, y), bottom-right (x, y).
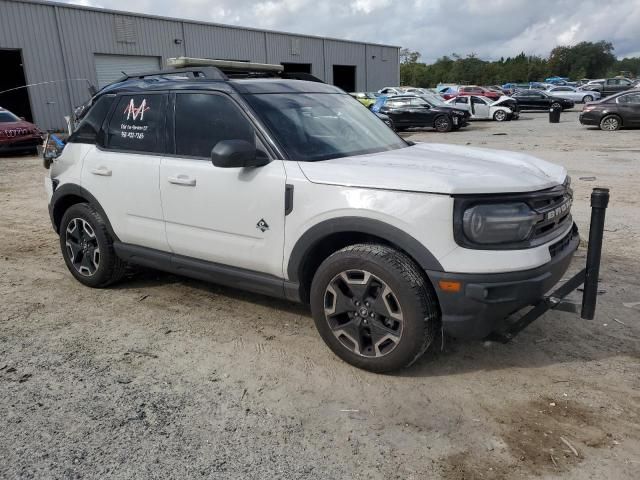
top-left (350, 79), bottom-right (640, 132)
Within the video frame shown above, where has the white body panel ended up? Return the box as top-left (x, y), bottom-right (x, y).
top-left (80, 147), bottom-right (169, 251)
top-left (159, 158), bottom-right (286, 277)
top-left (297, 143), bottom-right (566, 194)
top-left (283, 161), bottom-right (563, 276)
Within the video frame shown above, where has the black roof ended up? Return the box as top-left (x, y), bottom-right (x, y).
top-left (95, 66), bottom-right (343, 98)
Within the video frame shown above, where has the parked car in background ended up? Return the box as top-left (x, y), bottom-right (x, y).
top-left (378, 87), bottom-right (406, 95)
top-left (511, 90), bottom-right (574, 111)
top-left (583, 78), bottom-right (635, 97)
top-left (457, 86), bottom-right (501, 101)
top-left (446, 95), bottom-right (519, 121)
top-left (580, 89), bottom-right (640, 131)
top-left (0, 107), bottom-right (43, 155)
top-left (371, 95), bottom-right (468, 132)
top-left (439, 87), bottom-right (459, 100)
top-left (350, 92), bottom-right (379, 108)
top-left (545, 86), bottom-right (600, 103)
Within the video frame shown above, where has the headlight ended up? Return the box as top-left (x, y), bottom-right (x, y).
top-left (462, 203), bottom-right (539, 244)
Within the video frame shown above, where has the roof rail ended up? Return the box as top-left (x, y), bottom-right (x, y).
top-left (115, 67), bottom-right (227, 83)
top-left (167, 57), bottom-right (283, 73)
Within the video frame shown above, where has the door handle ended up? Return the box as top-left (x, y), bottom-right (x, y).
top-left (90, 166), bottom-right (112, 176)
top-left (167, 174), bottom-right (196, 186)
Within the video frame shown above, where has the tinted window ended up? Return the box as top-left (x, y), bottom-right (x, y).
top-left (174, 93), bottom-right (255, 158)
top-left (69, 95), bottom-right (114, 144)
top-left (106, 94), bottom-right (166, 153)
top-left (455, 97), bottom-right (469, 104)
top-left (617, 93), bottom-right (640, 104)
top-left (0, 111), bottom-right (20, 123)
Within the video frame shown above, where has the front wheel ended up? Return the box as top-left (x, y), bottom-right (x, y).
top-left (583, 95), bottom-right (594, 103)
top-left (310, 244), bottom-right (439, 373)
top-left (59, 203), bottom-right (127, 288)
top-left (493, 110), bottom-right (508, 122)
top-left (551, 102), bottom-right (563, 110)
top-left (600, 115), bottom-right (621, 131)
top-left (434, 115), bottom-right (452, 132)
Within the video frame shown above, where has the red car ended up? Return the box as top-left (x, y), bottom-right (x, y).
top-left (456, 86), bottom-right (502, 101)
top-left (0, 107), bottom-right (43, 154)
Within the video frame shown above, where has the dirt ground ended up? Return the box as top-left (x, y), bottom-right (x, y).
top-left (1, 110), bottom-right (639, 479)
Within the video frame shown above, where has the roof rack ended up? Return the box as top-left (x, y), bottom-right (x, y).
top-left (167, 57), bottom-right (283, 73)
top-left (115, 66), bottom-right (227, 83)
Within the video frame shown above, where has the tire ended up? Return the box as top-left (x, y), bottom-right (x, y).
top-left (310, 244), bottom-right (439, 373)
top-left (600, 114), bottom-right (621, 131)
top-left (551, 102), bottom-right (563, 111)
top-left (493, 110), bottom-right (508, 122)
top-left (583, 95), bottom-right (594, 103)
top-left (59, 203), bottom-right (127, 288)
top-left (434, 115), bottom-right (452, 132)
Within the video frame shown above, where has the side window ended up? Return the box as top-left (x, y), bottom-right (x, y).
top-left (617, 93), bottom-right (640, 104)
top-left (174, 93), bottom-right (255, 158)
top-left (106, 94), bottom-right (166, 153)
top-left (68, 95), bottom-right (114, 144)
top-left (471, 97), bottom-right (484, 105)
top-left (455, 97), bottom-right (468, 104)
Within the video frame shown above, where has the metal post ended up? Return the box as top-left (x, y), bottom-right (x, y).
top-left (581, 188), bottom-right (610, 320)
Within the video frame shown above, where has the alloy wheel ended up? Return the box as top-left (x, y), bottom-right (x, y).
top-left (583, 95), bottom-right (593, 103)
top-left (435, 117), bottom-right (450, 132)
top-left (494, 110), bottom-right (507, 121)
top-left (601, 117), bottom-right (619, 131)
top-left (323, 270), bottom-right (403, 358)
top-left (65, 218), bottom-right (100, 276)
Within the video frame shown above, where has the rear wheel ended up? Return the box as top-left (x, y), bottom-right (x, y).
top-left (600, 115), bottom-right (621, 131)
top-left (60, 203), bottom-right (126, 288)
top-left (551, 102), bottom-right (563, 110)
top-left (493, 110), bottom-right (508, 122)
top-left (434, 115), bottom-right (452, 132)
top-left (310, 244), bottom-right (439, 373)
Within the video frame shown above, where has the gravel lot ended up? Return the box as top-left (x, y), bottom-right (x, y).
top-left (1, 110), bottom-right (639, 479)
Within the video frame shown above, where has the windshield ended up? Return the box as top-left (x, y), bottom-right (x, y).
top-left (245, 93), bottom-right (407, 162)
top-left (0, 111), bottom-right (20, 123)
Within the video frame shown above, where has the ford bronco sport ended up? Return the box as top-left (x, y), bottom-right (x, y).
top-left (45, 59), bottom-right (579, 372)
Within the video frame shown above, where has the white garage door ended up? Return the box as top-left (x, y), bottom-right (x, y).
top-left (94, 54), bottom-right (161, 88)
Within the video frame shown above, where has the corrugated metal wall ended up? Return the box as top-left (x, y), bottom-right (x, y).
top-left (0, 0), bottom-right (399, 130)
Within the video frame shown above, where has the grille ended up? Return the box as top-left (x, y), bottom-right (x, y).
top-left (527, 184), bottom-right (573, 243)
top-left (549, 224), bottom-right (578, 258)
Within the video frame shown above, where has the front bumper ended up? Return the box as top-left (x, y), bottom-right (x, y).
top-left (427, 224), bottom-right (580, 339)
top-left (0, 135), bottom-right (42, 153)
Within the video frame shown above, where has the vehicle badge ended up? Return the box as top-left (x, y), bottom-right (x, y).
top-left (256, 219), bottom-right (269, 232)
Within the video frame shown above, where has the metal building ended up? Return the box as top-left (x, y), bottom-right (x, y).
top-left (0, 0), bottom-right (400, 130)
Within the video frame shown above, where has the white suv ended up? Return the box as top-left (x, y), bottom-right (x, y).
top-left (45, 67), bottom-right (578, 372)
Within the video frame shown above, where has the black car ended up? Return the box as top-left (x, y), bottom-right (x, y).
top-left (511, 90), bottom-right (574, 111)
top-left (372, 95), bottom-right (469, 132)
top-left (579, 89), bottom-right (640, 131)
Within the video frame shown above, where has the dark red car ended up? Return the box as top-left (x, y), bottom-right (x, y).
top-left (456, 86), bottom-right (502, 101)
top-left (0, 107), bottom-right (43, 154)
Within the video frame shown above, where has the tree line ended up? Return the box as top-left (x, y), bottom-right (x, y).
top-left (400, 41), bottom-right (640, 87)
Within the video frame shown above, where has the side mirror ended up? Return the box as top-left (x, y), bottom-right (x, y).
top-left (211, 140), bottom-right (269, 168)
top-left (19, 116), bottom-right (26, 121)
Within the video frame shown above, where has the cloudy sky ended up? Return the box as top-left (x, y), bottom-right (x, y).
top-left (63, 0), bottom-right (640, 61)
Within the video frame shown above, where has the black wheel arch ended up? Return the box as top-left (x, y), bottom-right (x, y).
top-left (49, 183), bottom-right (119, 241)
top-left (287, 217), bottom-right (443, 303)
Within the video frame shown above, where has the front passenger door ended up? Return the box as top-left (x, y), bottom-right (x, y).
top-left (160, 92), bottom-right (286, 277)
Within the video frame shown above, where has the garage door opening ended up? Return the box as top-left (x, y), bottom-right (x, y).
top-left (0, 49), bottom-right (33, 122)
top-left (281, 63), bottom-right (312, 74)
top-left (332, 65), bottom-right (356, 92)
top-left (94, 54), bottom-right (161, 89)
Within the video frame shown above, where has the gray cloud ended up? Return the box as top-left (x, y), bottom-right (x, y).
top-left (62, 0), bottom-right (640, 61)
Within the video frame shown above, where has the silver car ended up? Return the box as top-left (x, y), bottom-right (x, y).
top-left (545, 86), bottom-right (600, 103)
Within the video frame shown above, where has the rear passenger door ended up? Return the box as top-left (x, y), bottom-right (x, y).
top-left (159, 91), bottom-right (286, 277)
top-left (616, 92), bottom-right (640, 126)
top-left (81, 92), bottom-right (170, 251)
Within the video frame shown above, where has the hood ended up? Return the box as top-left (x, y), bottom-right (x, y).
top-left (298, 143), bottom-right (566, 194)
top-left (491, 95), bottom-right (516, 107)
